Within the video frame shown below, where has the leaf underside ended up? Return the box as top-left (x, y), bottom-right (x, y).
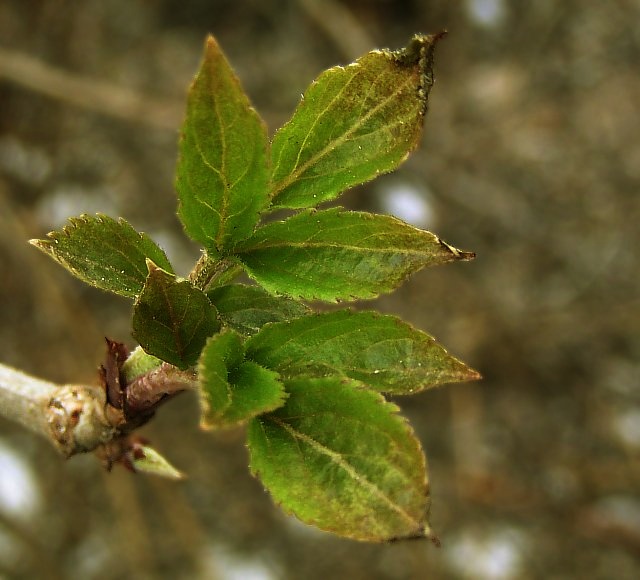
top-left (30, 214), bottom-right (173, 298)
top-left (247, 376), bottom-right (430, 542)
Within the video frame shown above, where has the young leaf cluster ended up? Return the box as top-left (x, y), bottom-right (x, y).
top-left (31, 33), bottom-right (479, 542)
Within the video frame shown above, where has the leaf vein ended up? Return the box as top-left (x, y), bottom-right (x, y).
top-left (271, 416), bottom-right (420, 529)
top-left (272, 73), bottom-right (414, 198)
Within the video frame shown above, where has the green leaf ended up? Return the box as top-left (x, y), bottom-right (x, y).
top-left (189, 255), bottom-right (244, 292)
top-left (207, 284), bottom-right (310, 335)
top-left (246, 309), bottom-right (479, 394)
top-left (270, 34), bottom-right (442, 210)
top-left (247, 376), bottom-right (430, 541)
top-left (235, 207), bottom-right (473, 301)
top-left (198, 328), bottom-right (244, 421)
top-left (176, 35), bottom-right (269, 255)
top-left (132, 262), bottom-right (220, 369)
top-left (199, 329), bottom-right (287, 429)
top-left (222, 361), bottom-right (286, 427)
top-left (30, 214), bottom-right (173, 298)
top-left (121, 346), bottom-right (163, 382)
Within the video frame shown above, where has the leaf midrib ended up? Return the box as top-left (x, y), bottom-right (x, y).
top-left (270, 416), bottom-right (422, 532)
top-left (270, 70), bottom-right (415, 200)
top-left (240, 239), bottom-right (438, 256)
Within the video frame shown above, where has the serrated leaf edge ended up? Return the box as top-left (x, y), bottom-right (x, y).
top-left (246, 309), bottom-right (481, 391)
top-left (30, 213), bottom-right (173, 298)
top-left (235, 208), bottom-right (474, 302)
top-left (176, 35), bottom-right (270, 254)
top-left (270, 63), bottom-right (419, 206)
top-left (249, 381), bottom-right (431, 542)
top-left (272, 415), bottom-right (426, 535)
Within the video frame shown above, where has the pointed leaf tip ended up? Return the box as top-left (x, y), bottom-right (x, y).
top-left (237, 208), bottom-right (470, 302)
top-left (394, 31), bottom-right (447, 102)
top-left (30, 214), bottom-right (173, 298)
top-left (247, 309), bottom-right (481, 394)
top-left (445, 243), bottom-right (475, 261)
top-left (129, 444), bottom-right (185, 480)
top-left (176, 34), bottom-right (269, 254)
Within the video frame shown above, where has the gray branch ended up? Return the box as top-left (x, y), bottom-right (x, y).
top-left (0, 362), bottom-right (116, 456)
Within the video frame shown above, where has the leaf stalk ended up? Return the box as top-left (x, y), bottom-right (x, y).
top-left (188, 253), bottom-right (241, 290)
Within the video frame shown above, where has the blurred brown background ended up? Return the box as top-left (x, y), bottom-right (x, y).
top-left (1, 1), bottom-right (639, 578)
